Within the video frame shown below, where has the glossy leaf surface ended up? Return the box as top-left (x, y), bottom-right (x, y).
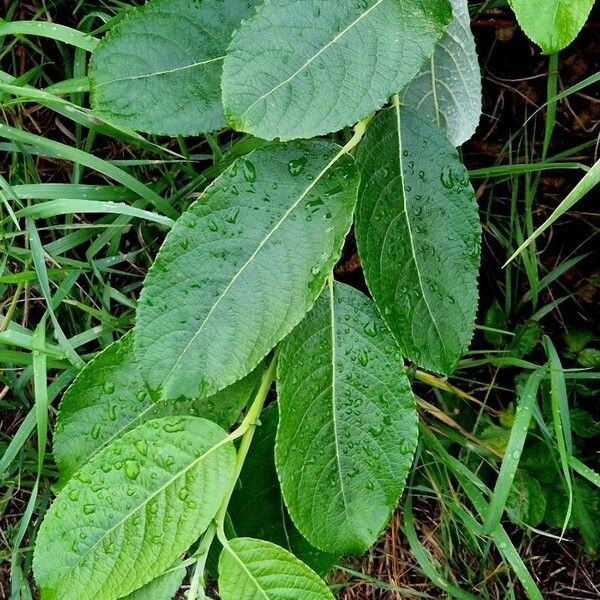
top-left (219, 538), bottom-right (334, 600)
top-left (121, 565), bottom-right (186, 600)
top-left (34, 417), bottom-right (235, 600)
top-left (136, 141), bottom-right (359, 400)
top-left (402, 0), bottom-right (481, 146)
top-left (276, 281), bottom-right (417, 554)
top-left (356, 104), bottom-right (481, 375)
top-left (229, 405), bottom-right (337, 575)
top-left (90, 0), bottom-right (258, 135)
top-left (509, 0), bottom-right (595, 53)
top-left (222, 0), bottom-right (451, 140)
top-left (54, 331), bottom-right (260, 483)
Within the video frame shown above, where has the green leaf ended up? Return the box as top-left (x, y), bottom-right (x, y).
top-left (89, 0), bottom-right (259, 135)
top-left (544, 479), bottom-right (600, 554)
top-left (276, 280), bottom-right (417, 554)
top-left (402, 0), bottom-right (481, 146)
top-left (564, 327), bottom-right (594, 355)
top-left (508, 320), bottom-right (543, 358)
top-left (54, 331), bottom-right (261, 483)
top-left (355, 104), bottom-right (481, 375)
top-left (228, 405), bottom-right (337, 575)
top-left (218, 538), bottom-right (334, 600)
top-left (33, 417), bottom-right (235, 600)
top-left (222, 0), bottom-right (451, 140)
top-left (578, 348), bottom-right (600, 368)
top-left (483, 300), bottom-right (508, 347)
top-left (507, 470), bottom-right (546, 528)
top-left (509, 0), bottom-right (595, 54)
top-left (120, 565), bottom-right (186, 600)
top-left (136, 141), bottom-right (359, 400)
top-left (570, 408), bottom-right (600, 438)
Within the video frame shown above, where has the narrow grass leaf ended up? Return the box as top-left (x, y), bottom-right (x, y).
top-left (505, 157), bottom-right (600, 265)
top-left (0, 124), bottom-right (176, 219)
top-left (421, 426), bottom-right (544, 600)
top-left (482, 368), bottom-right (546, 534)
top-left (12, 199), bottom-right (174, 228)
top-left (0, 21), bottom-right (99, 51)
top-left (544, 335), bottom-right (573, 532)
top-left (404, 495), bottom-right (481, 600)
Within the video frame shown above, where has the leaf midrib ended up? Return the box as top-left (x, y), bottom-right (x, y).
top-left (239, 0), bottom-right (386, 118)
top-left (57, 433), bottom-right (231, 587)
top-left (393, 100), bottom-right (448, 359)
top-left (161, 145), bottom-right (347, 391)
top-left (326, 278), bottom-right (355, 540)
top-left (226, 542), bottom-right (270, 600)
top-left (95, 55), bottom-right (225, 88)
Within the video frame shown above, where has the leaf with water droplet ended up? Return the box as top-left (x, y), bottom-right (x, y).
top-left (276, 280), bottom-right (417, 553)
top-left (33, 417), bottom-right (235, 600)
top-left (137, 141), bottom-right (358, 400)
top-left (229, 405), bottom-right (337, 575)
top-left (401, 0), bottom-right (481, 146)
top-left (356, 104), bottom-right (481, 375)
top-left (54, 331), bottom-right (262, 485)
top-left (221, 0), bottom-right (451, 140)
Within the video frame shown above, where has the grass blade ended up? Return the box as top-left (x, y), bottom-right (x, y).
top-left (482, 368), bottom-right (546, 534)
top-left (0, 20), bottom-right (99, 51)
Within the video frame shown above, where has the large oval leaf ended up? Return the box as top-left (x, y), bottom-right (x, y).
top-left (276, 280), bottom-right (418, 554)
top-left (401, 0), bottom-right (481, 146)
top-left (509, 0), bottom-right (595, 54)
top-left (136, 141), bottom-right (359, 400)
top-left (221, 0), bottom-right (451, 140)
top-left (218, 538), bottom-right (334, 600)
top-left (89, 0), bottom-right (259, 135)
top-left (355, 104), bottom-right (481, 375)
top-left (54, 331), bottom-right (261, 483)
top-left (33, 417), bottom-right (235, 600)
top-left (228, 405), bottom-right (337, 575)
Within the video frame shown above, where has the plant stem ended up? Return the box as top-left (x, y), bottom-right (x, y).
top-left (187, 523), bottom-right (216, 600)
top-left (216, 351), bottom-right (278, 532)
top-left (342, 115), bottom-right (371, 156)
top-left (187, 351), bottom-right (279, 598)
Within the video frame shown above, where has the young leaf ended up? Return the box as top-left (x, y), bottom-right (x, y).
top-left (53, 331), bottom-right (261, 483)
top-left (136, 141), bottom-right (359, 400)
top-left (401, 0), bottom-right (481, 146)
top-left (89, 0), bottom-right (259, 135)
top-left (276, 280), bottom-right (418, 554)
top-left (507, 470), bottom-right (546, 528)
top-left (228, 405), bottom-right (337, 575)
top-left (221, 0), bottom-right (452, 140)
top-left (218, 538), bottom-right (334, 600)
top-left (33, 417), bottom-right (235, 600)
top-left (509, 0), bottom-right (595, 54)
top-left (121, 565), bottom-right (186, 600)
top-left (355, 103), bottom-right (481, 375)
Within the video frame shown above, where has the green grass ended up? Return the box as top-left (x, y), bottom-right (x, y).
top-left (1, 1), bottom-right (600, 599)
